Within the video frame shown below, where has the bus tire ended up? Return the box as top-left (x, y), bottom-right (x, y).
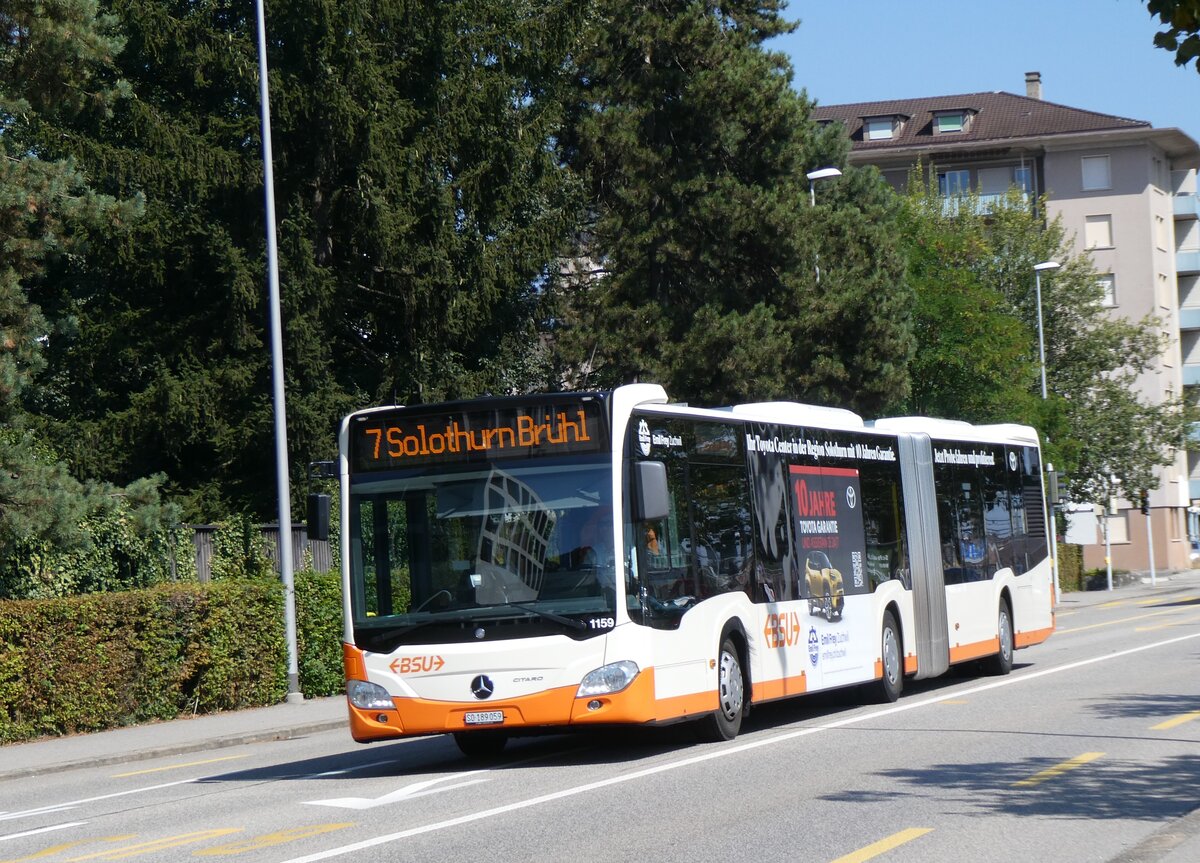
top-left (983, 600), bottom-right (1014, 676)
top-left (453, 730), bottom-right (508, 760)
top-left (698, 637), bottom-right (745, 742)
top-left (873, 610), bottom-right (903, 703)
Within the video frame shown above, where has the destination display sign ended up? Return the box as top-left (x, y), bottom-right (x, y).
top-left (351, 400), bottom-right (607, 471)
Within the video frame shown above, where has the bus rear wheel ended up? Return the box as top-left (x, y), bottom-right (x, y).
top-left (698, 637), bottom-right (745, 742)
top-left (872, 611), bottom-right (903, 703)
top-left (453, 730), bottom-right (508, 760)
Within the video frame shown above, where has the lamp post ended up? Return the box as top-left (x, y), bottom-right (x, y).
top-left (807, 166), bottom-right (842, 207)
top-left (1033, 260), bottom-right (1061, 600)
top-left (254, 0), bottom-right (302, 703)
top-left (1033, 260), bottom-right (1060, 399)
top-left (807, 168), bottom-right (841, 283)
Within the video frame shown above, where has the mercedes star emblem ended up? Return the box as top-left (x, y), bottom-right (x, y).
top-left (471, 674), bottom-right (495, 700)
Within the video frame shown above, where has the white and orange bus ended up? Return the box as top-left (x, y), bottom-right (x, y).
top-left (331, 384), bottom-right (1054, 757)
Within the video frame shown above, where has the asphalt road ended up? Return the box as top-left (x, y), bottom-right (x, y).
top-left (2, 576), bottom-right (1199, 863)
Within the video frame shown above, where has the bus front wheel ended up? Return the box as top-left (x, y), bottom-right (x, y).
top-left (698, 637), bottom-right (745, 742)
top-left (983, 601), bottom-right (1014, 676)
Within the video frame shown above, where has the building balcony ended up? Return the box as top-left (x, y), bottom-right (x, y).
top-left (1176, 193), bottom-right (1200, 220)
top-left (1181, 308), bottom-right (1200, 330)
top-left (1180, 250), bottom-right (1200, 275)
top-left (1184, 364), bottom-right (1200, 386)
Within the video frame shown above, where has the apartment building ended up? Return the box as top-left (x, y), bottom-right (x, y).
top-left (813, 73), bottom-right (1200, 572)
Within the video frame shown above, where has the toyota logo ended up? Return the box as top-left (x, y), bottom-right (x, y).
top-left (470, 675), bottom-right (495, 700)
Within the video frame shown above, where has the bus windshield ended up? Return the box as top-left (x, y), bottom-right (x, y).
top-left (348, 457), bottom-right (615, 650)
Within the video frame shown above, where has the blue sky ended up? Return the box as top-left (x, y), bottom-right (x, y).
top-left (771, 0), bottom-right (1200, 147)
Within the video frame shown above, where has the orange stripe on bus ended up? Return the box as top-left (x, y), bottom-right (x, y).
top-left (949, 637), bottom-right (1000, 664)
top-left (752, 673), bottom-right (808, 702)
top-left (1015, 625), bottom-right (1054, 648)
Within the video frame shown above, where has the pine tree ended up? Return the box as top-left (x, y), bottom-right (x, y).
top-left (0, 0), bottom-right (176, 580)
top-left (553, 0), bottom-right (912, 412)
top-left (25, 0), bottom-right (586, 518)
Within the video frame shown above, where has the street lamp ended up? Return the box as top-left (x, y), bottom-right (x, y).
top-left (1033, 260), bottom-right (1060, 399)
top-left (1033, 260), bottom-right (1061, 601)
top-left (807, 167), bottom-right (842, 207)
top-left (254, 0), bottom-right (302, 703)
top-left (807, 168), bottom-right (842, 283)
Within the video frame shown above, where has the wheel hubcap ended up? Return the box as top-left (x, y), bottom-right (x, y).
top-left (718, 651), bottom-right (743, 720)
top-left (882, 627), bottom-right (899, 684)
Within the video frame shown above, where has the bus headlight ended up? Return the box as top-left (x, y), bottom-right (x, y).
top-left (577, 660), bottom-right (640, 697)
top-left (347, 679), bottom-right (394, 710)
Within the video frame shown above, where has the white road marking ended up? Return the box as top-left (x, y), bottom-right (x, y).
top-left (0, 779), bottom-right (196, 824)
top-left (278, 629), bottom-right (1200, 863)
top-left (305, 772), bottom-right (490, 810)
top-left (0, 821), bottom-right (89, 842)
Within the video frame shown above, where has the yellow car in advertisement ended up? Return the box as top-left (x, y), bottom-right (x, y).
top-left (805, 550), bottom-right (844, 622)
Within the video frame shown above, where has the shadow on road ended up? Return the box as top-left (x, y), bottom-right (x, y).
top-left (821, 753), bottom-right (1200, 821)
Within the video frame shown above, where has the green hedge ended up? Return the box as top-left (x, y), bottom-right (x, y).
top-left (0, 572), bottom-right (343, 744)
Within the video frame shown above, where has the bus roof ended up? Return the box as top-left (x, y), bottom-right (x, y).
top-left (871, 415), bottom-right (1040, 446)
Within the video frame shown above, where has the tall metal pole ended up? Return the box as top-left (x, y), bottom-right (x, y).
top-left (1034, 262), bottom-right (1059, 600)
top-left (254, 0), bottom-right (302, 704)
top-left (1035, 269), bottom-right (1048, 400)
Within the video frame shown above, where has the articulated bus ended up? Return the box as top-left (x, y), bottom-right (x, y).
top-left (335, 384), bottom-right (1054, 757)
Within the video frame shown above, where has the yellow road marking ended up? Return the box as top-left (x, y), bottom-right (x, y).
top-left (1012, 752), bottom-right (1103, 787)
top-left (830, 828), bottom-right (933, 863)
top-left (1096, 599), bottom-right (1130, 609)
top-left (1058, 610), bottom-right (1173, 633)
top-left (193, 824), bottom-right (355, 856)
top-left (0, 837), bottom-right (135, 863)
top-left (1151, 711), bottom-right (1200, 731)
top-left (1135, 609), bottom-right (1200, 632)
top-left (113, 755), bottom-right (247, 778)
top-left (66, 830), bottom-right (240, 861)
top-left (1137, 594), bottom-right (1196, 607)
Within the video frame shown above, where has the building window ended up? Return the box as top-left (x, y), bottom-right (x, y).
top-left (1097, 274), bottom-right (1116, 307)
top-left (938, 169), bottom-right (970, 196)
top-left (1158, 272), bottom-right (1171, 311)
top-left (934, 112), bottom-right (965, 134)
top-left (1014, 166), bottom-right (1033, 194)
top-left (1082, 155), bottom-right (1112, 191)
top-left (864, 118), bottom-right (895, 140)
top-left (1085, 214), bottom-right (1113, 249)
top-left (1156, 215), bottom-right (1169, 251)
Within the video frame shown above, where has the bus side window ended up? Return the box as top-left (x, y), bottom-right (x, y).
top-left (689, 462), bottom-right (754, 599)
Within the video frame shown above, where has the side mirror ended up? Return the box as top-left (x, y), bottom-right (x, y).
top-left (307, 493), bottom-right (331, 541)
top-left (634, 461), bottom-right (670, 522)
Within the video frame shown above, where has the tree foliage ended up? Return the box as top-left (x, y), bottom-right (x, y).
top-left (1146, 0), bottom-right (1200, 72)
top-left (0, 0), bottom-right (177, 580)
top-left (898, 174), bottom-right (1192, 506)
top-left (20, 0), bottom-right (586, 520)
top-left (553, 0), bottom-right (912, 412)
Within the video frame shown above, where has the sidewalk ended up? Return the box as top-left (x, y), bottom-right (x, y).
top-left (0, 695), bottom-right (348, 782)
top-left (1055, 566), bottom-right (1200, 609)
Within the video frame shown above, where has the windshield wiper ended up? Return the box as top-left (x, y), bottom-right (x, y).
top-left (498, 602), bottom-right (587, 632)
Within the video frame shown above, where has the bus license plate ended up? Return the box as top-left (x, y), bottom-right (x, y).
top-left (464, 710), bottom-right (504, 725)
